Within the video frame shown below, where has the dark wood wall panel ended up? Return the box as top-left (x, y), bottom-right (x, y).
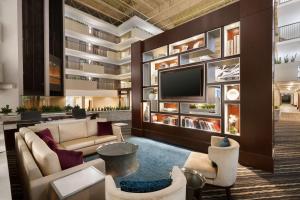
top-left (239, 0), bottom-right (274, 171)
top-left (131, 42), bottom-right (144, 136)
top-left (49, 0), bottom-right (64, 96)
top-left (22, 0), bottom-right (45, 96)
top-left (132, 0), bottom-right (274, 171)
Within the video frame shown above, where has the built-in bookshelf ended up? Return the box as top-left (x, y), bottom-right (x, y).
top-left (169, 33), bottom-right (205, 55)
top-left (142, 22), bottom-right (241, 135)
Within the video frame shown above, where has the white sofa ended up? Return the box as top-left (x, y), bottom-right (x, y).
top-left (105, 166), bottom-right (187, 200)
top-left (15, 118), bottom-right (123, 200)
top-left (24, 118), bottom-right (123, 155)
top-left (15, 129), bottom-right (105, 200)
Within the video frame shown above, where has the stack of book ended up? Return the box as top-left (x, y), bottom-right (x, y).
top-left (226, 33), bottom-right (240, 56)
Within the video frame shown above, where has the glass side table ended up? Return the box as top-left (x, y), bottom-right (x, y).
top-left (181, 167), bottom-right (206, 200)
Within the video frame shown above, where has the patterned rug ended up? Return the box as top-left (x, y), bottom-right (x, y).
top-left (85, 137), bottom-right (191, 185)
top-left (7, 120), bottom-right (300, 199)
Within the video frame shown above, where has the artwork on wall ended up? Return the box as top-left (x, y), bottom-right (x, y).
top-left (215, 63), bottom-right (240, 82)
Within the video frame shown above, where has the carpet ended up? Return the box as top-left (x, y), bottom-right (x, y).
top-left (85, 137), bottom-right (191, 184)
top-left (8, 121), bottom-right (300, 199)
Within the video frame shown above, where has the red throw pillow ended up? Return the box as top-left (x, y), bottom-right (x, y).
top-left (54, 149), bottom-right (83, 170)
top-left (36, 128), bottom-right (55, 143)
top-left (36, 128), bottom-right (83, 170)
top-left (97, 121), bottom-right (113, 136)
top-left (36, 129), bottom-right (58, 150)
top-left (43, 136), bottom-right (57, 150)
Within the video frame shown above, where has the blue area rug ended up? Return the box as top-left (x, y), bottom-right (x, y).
top-left (84, 137), bottom-right (191, 184)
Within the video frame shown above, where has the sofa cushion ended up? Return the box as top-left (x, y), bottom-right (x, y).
top-left (29, 124), bottom-right (60, 144)
top-left (120, 179), bottom-right (172, 193)
top-left (184, 152), bottom-right (217, 179)
top-left (60, 137), bottom-right (95, 150)
top-left (87, 119), bottom-right (98, 137)
top-left (91, 135), bottom-right (117, 145)
top-left (24, 131), bottom-right (40, 151)
top-left (59, 121), bottom-right (88, 143)
top-left (31, 137), bottom-right (62, 176)
top-left (19, 127), bottom-right (33, 138)
top-left (54, 149), bottom-right (83, 170)
top-left (97, 121), bottom-right (113, 136)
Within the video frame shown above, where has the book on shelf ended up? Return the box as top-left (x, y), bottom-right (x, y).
top-left (181, 117), bottom-right (218, 132)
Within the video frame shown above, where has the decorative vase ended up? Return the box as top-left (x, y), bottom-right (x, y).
top-left (144, 106), bottom-right (149, 122)
top-left (148, 93), bottom-right (156, 100)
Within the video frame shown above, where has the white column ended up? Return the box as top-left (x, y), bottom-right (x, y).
top-left (0, 0), bottom-right (23, 110)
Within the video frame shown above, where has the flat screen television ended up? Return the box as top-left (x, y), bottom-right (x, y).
top-left (160, 65), bottom-right (205, 101)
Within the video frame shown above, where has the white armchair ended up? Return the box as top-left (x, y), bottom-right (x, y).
top-left (105, 166), bottom-right (187, 200)
top-left (184, 136), bottom-right (240, 198)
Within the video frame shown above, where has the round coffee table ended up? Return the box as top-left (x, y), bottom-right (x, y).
top-left (96, 142), bottom-right (139, 177)
top-left (181, 168), bottom-right (206, 200)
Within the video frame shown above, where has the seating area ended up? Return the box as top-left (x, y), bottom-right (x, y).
top-left (13, 118), bottom-right (240, 200)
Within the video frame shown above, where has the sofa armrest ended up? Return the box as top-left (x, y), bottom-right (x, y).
top-left (112, 125), bottom-right (124, 142)
top-left (29, 158), bottom-right (105, 200)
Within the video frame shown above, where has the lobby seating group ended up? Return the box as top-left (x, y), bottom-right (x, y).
top-left (14, 117), bottom-right (240, 200)
top-left (15, 118), bottom-right (122, 200)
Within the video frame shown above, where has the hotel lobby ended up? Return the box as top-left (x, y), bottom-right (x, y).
top-left (1, 0), bottom-right (300, 199)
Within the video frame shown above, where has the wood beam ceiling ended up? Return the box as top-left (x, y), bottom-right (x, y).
top-left (70, 0), bottom-right (239, 30)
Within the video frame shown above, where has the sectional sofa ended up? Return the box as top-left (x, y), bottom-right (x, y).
top-left (15, 118), bottom-right (123, 200)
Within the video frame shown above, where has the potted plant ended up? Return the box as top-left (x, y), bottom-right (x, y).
top-left (64, 104), bottom-right (73, 113)
top-left (1, 105), bottom-right (12, 115)
top-left (284, 55), bottom-right (289, 63)
top-left (16, 106), bottom-right (27, 114)
top-left (291, 53), bottom-right (298, 62)
top-left (275, 57), bottom-right (282, 64)
top-left (274, 105), bottom-right (280, 121)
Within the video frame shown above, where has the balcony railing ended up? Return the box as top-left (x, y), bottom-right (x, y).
top-left (65, 17), bottom-right (120, 44)
top-left (65, 40), bottom-right (108, 57)
top-left (278, 22), bottom-right (300, 42)
top-left (65, 60), bottom-right (131, 75)
top-left (278, 0), bottom-right (293, 4)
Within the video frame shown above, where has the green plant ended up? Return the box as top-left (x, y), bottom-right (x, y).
top-left (274, 106), bottom-right (279, 109)
top-left (189, 104), bottom-right (197, 109)
top-left (284, 55), bottom-right (289, 63)
top-left (64, 104), bottom-right (73, 112)
top-left (29, 107), bottom-right (38, 111)
top-left (73, 105), bottom-right (80, 110)
top-left (41, 105), bottom-right (64, 113)
top-left (291, 53), bottom-right (298, 62)
top-left (275, 57), bottom-right (282, 64)
top-left (1, 105), bottom-right (12, 114)
top-left (16, 106), bottom-right (27, 114)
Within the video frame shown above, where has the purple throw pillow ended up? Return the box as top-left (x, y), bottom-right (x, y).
top-left (36, 128), bottom-right (83, 170)
top-left (43, 136), bottom-right (57, 150)
top-left (36, 129), bottom-right (58, 150)
top-left (54, 149), bottom-right (83, 170)
top-left (36, 128), bottom-right (55, 143)
top-left (97, 121), bottom-right (113, 136)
